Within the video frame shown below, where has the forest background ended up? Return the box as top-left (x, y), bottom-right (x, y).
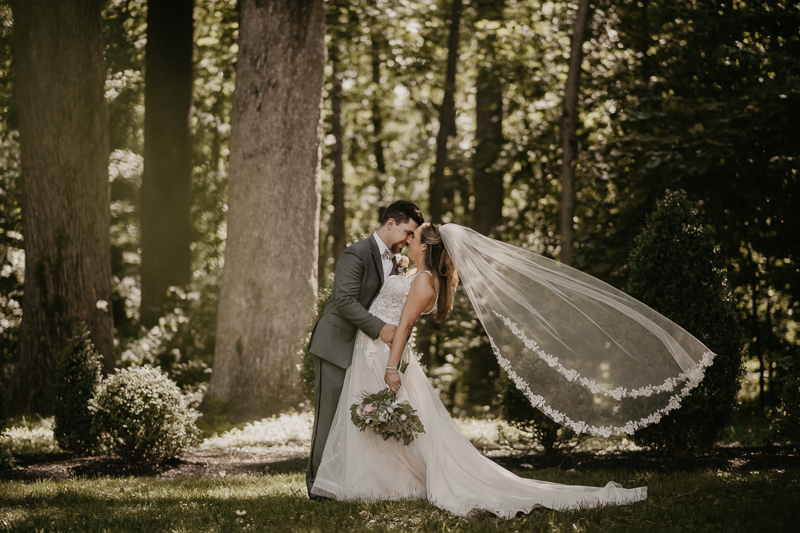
top-left (0, 0), bottom-right (798, 433)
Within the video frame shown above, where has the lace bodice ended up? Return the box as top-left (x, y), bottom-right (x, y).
top-left (368, 270), bottom-right (436, 325)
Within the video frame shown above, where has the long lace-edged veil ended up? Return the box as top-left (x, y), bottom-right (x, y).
top-left (439, 224), bottom-right (715, 437)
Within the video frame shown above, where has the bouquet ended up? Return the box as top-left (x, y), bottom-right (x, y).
top-left (395, 255), bottom-right (410, 275)
top-left (350, 388), bottom-right (425, 445)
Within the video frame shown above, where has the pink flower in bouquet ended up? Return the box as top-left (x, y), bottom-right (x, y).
top-left (396, 255), bottom-right (410, 274)
top-left (364, 403), bottom-right (376, 414)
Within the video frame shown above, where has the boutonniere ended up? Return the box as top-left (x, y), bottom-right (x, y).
top-left (396, 255), bottom-right (410, 275)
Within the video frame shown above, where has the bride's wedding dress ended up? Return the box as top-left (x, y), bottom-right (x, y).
top-left (310, 271), bottom-right (647, 517)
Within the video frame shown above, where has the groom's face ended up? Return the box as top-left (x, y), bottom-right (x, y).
top-left (387, 219), bottom-right (418, 254)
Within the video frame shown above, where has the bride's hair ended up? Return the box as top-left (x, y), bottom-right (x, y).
top-left (420, 223), bottom-right (458, 322)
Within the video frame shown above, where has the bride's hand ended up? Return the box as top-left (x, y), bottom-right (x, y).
top-left (385, 371), bottom-right (402, 394)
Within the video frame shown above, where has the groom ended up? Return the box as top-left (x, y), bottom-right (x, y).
top-left (306, 200), bottom-right (424, 499)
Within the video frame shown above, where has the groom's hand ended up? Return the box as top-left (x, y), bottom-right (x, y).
top-left (379, 324), bottom-right (396, 346)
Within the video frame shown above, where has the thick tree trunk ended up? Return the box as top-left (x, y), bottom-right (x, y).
top-left (7, 0), bottom-right (113, 415)
top-left (430, 0), bottom-right (462, 223)
top-left (330, 44), bottom-right (347, 267)
top-left (559, 0), bottom-right (591, 266)
top-left (140, 0), bottom-right (194, 326)
top-left (472, 0), bottom-right (504, 236)
top-left (202, 0), bottom-right (326, 421)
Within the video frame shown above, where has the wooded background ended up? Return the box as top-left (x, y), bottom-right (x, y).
top-left (0, 0), bottom-right (797, 423)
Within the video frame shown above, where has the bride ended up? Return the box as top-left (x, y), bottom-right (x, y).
top-left (310, 222), bottom-right (663, 517)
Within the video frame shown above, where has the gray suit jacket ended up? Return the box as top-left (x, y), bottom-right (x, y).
top-left (308, 235), bottom-right (395, 369)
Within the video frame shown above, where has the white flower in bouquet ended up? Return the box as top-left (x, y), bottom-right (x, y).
top-left (350, 387), bottom-right (426, 445)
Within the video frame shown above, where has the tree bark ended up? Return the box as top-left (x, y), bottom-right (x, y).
top-left (330, 42), bottom-right (346, 267)
top-left (430, 0), bottom-right (462, 223)
top-left (202, 0), bottom-right (326, 421)
top-left (140, 0), bottom-right (194, 326)
top-left (7, 0), bottom-right (113, 415)
top-left (559, 0), bottom-right (591, 266)
top-left (370, 21), bottom-right (387, 214)
top-left (472, 0), bottom-right (504, 236)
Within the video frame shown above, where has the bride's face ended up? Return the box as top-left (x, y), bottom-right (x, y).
top-left (407, 225), bottom-right (426, 266)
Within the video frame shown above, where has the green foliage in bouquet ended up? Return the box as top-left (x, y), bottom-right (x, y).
top-left (54, 323), bottom-right (103, 454)
top-left (627, 190), bottom-right (743, 453)
top-left (350, 387), bottom-right (425, 446)
top-left (92, 365), bottom-right (200, 465)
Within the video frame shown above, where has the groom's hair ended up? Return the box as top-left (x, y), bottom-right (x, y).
top-left (380, 200), bottom-right (424, 227)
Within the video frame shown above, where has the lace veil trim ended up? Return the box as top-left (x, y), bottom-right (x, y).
top-left (438, 223), bottom-right (717, 437)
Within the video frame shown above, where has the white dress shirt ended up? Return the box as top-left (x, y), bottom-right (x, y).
top-left (373, 232), bottom-right (394, 280)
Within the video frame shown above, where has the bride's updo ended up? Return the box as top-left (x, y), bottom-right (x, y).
top-left (420, 223), bottom-right (458, 322)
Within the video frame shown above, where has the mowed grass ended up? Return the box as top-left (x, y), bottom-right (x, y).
top-left (2, 467), bottom-right (798, 532)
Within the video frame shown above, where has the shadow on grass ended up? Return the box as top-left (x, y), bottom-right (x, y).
top-left (4, 446), bottom-right (799, 485)
top-left (2, 469), bottom-right (799, 532)
top-left (495, 446), bottom-right (800, 474)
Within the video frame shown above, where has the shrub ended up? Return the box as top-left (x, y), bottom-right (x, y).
top-left (0, 379), bottom-right (12, 469)
top-left (772, 359), bottom-right (800, 445)
top-left (499, 370), bottom-right (584, 454)
top-left (299, 286), bottom-right (332, 404)
top-left (627, 190), bottom-right (744, 453)
top-left (54, 323), bottom-right (103, 454)
top-left (92, 365), bottom-right (200, 464)
top-left (117, 284), bottom-right (219, 403)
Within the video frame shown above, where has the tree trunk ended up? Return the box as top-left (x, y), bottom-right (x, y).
top-left (202, 0), bottom-right (326, 421)
top-left (559, 0), bottom-right (591, 266)
top-left (140, 0), bottom-right (194, 326)
top-left (640, 0), bottom-right (651, 85)
top-left (370, 21), bottom-right (387, 215)
top-left (472, 0), bottom-right (504, 236)
top-left (7, 0), bottom-right (113, 415)
top-left (430, 0), bottom-right (462, 223)
top-left (330, 43), bottom-right (347, 268)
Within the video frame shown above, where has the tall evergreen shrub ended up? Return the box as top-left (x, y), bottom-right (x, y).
top-left (627, 190), bottom-right (743, 453)
top-left (772, 351), bottom-right (800, 446)
top-left (54, 323), bottom-right (103, 454)
top-left (0, 379), bottom-right (12, 468)
top-left (299, 287), bottom-right (332, 404)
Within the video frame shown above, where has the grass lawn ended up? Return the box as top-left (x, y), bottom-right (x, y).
top-left (2, 467), bottom-right (798, 532)
top-left (2, 413), bottom-right (798, 531)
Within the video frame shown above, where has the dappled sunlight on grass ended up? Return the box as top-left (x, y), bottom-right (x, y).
top-left (1, 468), bottom-right (797, 531)
top-left (199, 411), bottom-right (314, 451)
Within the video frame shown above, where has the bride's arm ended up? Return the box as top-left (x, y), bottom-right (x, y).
top-left (384, 275), bottom-right (436, 392)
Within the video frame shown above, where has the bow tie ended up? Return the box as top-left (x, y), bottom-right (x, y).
top-left (382, 250), bottom-right (396, 260)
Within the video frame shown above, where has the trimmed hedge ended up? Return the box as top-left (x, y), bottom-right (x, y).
top-left (627, 190), bottom-right (744, 453)
top-left (54, 323), bottom-right (103, 454)
top-left (92, 365), bottom-right (200, 464)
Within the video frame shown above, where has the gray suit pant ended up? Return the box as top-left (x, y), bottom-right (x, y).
top-left (306, 354), bottom-right (347, 497)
